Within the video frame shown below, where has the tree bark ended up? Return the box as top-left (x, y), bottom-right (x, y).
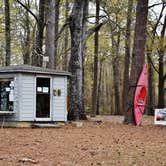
top-left (158, 15), bottom-right (166, 108)
top-left (4, 0), bottom-right (11, 66)
top-left (96, 59), bottom-right (103, 115)
top-left (54, 0), bottom-right (60, 68)
top-left (32, 0), bottom-right (45, 66)
top-left (68, 0), bottom-right (88, 120)
top-left (92, 0), bottom-right (100, 117)
top-left (147, 54), bottom-right (155, 115)
top-left (46, 0), bottom-right (55, 69)
top-left (124, 0), bottom-right (149, 124)
top-left (23, 0), bottom-right (30, 65)
top-left (111, 30), bottom-right (121, 115)
top-left (122, 0), bottom-right (133, 114)
top-left (112, 57), bottom-right (121, 115)
top-left (82, 0), bottom-right (89, 118)
top-left (63, 0), bottom-right (69, 70)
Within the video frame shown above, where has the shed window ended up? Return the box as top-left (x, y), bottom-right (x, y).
top-left (0, 79), bottom-right (14, 112)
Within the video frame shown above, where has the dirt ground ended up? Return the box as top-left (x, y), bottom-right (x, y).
top-left (0, 116), bottom-right (166, 166)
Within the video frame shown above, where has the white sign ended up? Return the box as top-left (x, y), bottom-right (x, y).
top-left (37, 87), bottom-right (42, 92)
top-left (154, 109), bottom-right (166, 125)
top-left (6, 87), bottom-right (10, 92)
top-left (43, 87), bottom-right (49, 93)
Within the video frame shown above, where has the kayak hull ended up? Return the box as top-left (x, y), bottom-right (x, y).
top-left (134, 64), bottom-right (147, 126)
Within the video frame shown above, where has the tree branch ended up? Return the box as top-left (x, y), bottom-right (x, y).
top-left (15, 0), bottom-right (38, 22)
top-left (147, 54), bottom-right (159, 74)
top-left (86, 15), bottom-right (108, 20)
top-left (152, 3), bottom-right (165, 36)
top-left (163, 74), bottom-right (166, 80)
top-left (55, 21), bottom-right (69, 41)
top-left (163, 74), bottom-right (166, 81)
top-left (148, 2), bottom-right (166, 9)
top-left (86, 20), bottom-right (108, 39)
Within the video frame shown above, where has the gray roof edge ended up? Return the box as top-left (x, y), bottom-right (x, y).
top-left (0, 65), bottom-right (71, 76)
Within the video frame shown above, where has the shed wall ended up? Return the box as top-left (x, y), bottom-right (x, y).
top-left (52, 76), bottom-right (67, 121)
top-left (13, 74), bottom-right (21, 121)
top-left (19, 74), bottom-right (35, 121)
top-left (0, 73), bottom-right (68, 122)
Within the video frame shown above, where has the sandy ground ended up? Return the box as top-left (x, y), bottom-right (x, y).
top-left (0, 116), bottom-right (166, 166)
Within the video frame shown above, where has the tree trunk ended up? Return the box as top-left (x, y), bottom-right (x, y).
top-left (158, 15), bottom-right (166, 108)
top-left (32, 0), bottom-right (45, 66)
top-left (54, 0), bottom-right (60, 68)
top-left (4, 0), bottom-right (11, 66)
top-left (46, 0), bottom-right (55, 69)
top-left (111, 30), bottom-right (121, 115)
top-left (101, 66), bottom-right (107, 113)
top-left (96, 59), bottom-right (103, 115)
top-left (146, 4), bottom-right (165, 114)
top-left (63, 0), bottom-right (69, 70)
top-left (112, 57), bottom-right (121, 115)
top-left (68, 0), bottom-right (88, 120)
top-left (124, 0), bottom-right (149, 124)
top-left (82, 0), bottom-right (89, 118)
top-left (122, 0), bottom-right (133, 114)
top-left (91, 0), bottom-right (100, 117)
top-left (147, 54), bottom-right (155, 115)
top-left (23, 0), bottom-right (30, 65)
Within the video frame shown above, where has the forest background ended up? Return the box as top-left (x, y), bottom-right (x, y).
top-left (0, 0), bottom-right (166, 123)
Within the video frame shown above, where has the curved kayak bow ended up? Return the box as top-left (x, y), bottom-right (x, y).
top-left (134, 64), bottom-right (147, 126)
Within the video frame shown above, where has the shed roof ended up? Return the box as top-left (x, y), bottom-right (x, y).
top-left (0, 65), bottom-right (71, 76)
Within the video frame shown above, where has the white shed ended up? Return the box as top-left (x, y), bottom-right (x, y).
top-left (0, 65), bottom-right (70, 122)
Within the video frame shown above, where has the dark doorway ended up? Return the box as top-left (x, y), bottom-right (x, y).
top-left (36, 77), bottom-right (50, 118)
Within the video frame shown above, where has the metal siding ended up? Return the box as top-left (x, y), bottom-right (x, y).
top-left (64, 76), bottom-right (67, 121)
top-left (13, 74), bottom-right (21, 121)
top-left (19, 74), bottom-right (35, 121)
top-left (52, 76), bottom-right (67, 121)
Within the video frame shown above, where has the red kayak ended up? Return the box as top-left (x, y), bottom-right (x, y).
top-left (134, 64), bottom-right (147, 126)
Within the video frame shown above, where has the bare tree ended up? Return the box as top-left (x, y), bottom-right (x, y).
top-left (54, 0), bottom-right (60, 68)
top-left (34, 0), bottom-right (45, 66)
top-left (124, 0), bottom-right (149, 124)
top-left (63, 0), bottom-right (69, 70)
top-left (22, 0), bottom-right (30, 65)
top-left (111, 32), bottom-right (121, 115)
top-left (146, 3), bottom-right (165, 115)
top-left (68, 0), bottom-right (105, 120)
top-left (68, 0), bottom-right (88, 120)
top-left (16, 0), bottom-right (45, 66)
top-left (122, 0), bottom-right (133, 114)
top-left (158, 15), bottom-right (166, 108)
top-left (92, 0), bottom-right (100, 117)
top-left (45, 0), bottom-right (55, 69)
top-left (4, 0), bottom-right (11, 66)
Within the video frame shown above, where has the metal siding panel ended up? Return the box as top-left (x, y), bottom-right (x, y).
top-left (17, 74), bottom-right (22, 121)
top-left (52, 76), bottom-right (66, 121)
top-left (13, 74), bottom-right (20, 121)
top-left (64, 76), bottom-right (67, 121)
top-left (20, 74), bottom-right (35, 121)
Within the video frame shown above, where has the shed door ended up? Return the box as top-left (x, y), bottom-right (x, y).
top-left (36, 77), bottom-right (50, 120)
